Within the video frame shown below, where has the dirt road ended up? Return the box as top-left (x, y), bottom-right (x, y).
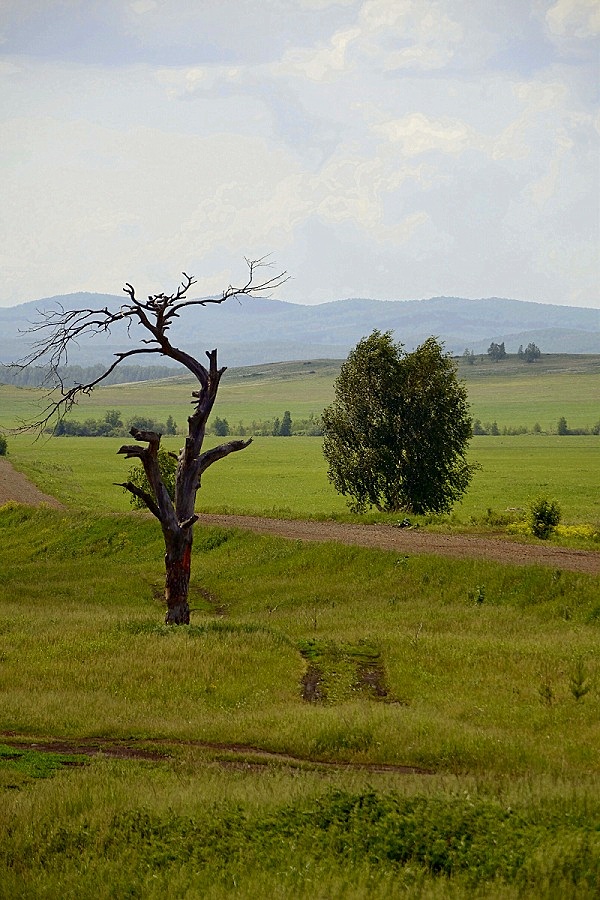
top-left (201, 514), bottom-right (600, 575)
top-left (0, 456), bottom-right (63, 508)
top-left (1, 456), bottom-right (598, 574)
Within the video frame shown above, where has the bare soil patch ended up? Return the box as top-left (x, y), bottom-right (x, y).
top-left (202, 514), bottom-right (600, 575)
top-left (0, 734), bottom-right (431, 775)
top-left (0, 457), bottom-right (63, 509)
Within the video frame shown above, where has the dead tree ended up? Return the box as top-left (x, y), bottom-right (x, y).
top-left (19, 258), bottom-right (288, 624)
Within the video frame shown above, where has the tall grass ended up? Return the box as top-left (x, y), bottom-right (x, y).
top-left (1, 357), bottom-right (599, 896)
top-left (1, 504), bottom-right (598, 771)
top-left (1, 505), bottom-right (599, 896)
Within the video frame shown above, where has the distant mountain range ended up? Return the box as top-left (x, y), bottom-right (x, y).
top-left (1, 293), bottom-right (598, 367)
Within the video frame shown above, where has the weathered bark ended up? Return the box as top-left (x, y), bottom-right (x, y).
top-left (163, 527), bottom-right (193, 625)
top-left (19, 263), bottom-right (287, 623)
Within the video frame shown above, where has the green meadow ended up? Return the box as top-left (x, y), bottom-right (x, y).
top-left (2, 353), bottom-right (599, 435)
top-left (1, 358), bottom-right (599, 897)
top-left (3, 432), bottom-right (600, 529)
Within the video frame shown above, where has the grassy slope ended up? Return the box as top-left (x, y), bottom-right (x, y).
top-left (2, 354), bottom-right (599, 433)
top-left (1, 357), bottom-right (599, 897)
top-left (0, 504), bottom-right (599, 897)
top-left (1, 356), bottom-right (600, 525)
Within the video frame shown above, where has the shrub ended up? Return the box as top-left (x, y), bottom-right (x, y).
top-left (529, 497), bottom-right (561, 539)
top-left (212, 416), bottom-right (230, 436)
top-left (126, 449), bottom-right (177, 509)
top-left (0, 434), bottom-right (7, 455)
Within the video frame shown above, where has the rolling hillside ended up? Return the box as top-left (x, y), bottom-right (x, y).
top-left (1, 292), bottom-right (598, 366)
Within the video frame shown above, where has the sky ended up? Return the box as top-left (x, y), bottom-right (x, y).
top-left (0, 0), bottom-right (599, 309)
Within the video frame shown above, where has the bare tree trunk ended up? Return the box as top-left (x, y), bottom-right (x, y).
top-left (163, 527), bottom-right (193, 625)
top-left (20, 264), bottom-right (287, 624)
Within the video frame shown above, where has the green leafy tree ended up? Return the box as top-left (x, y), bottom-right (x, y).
top-left (322, 331), bottom-right (477, 514)
top-left (487, 341), bottom-right (506, 361)
top-left (104, 409), bottom-right (123, 433)
top-left (280, 410), bottom-right (292, 436)
top-left (212, 416), bottom-right (230, 436)
top-left (0, 434), bottom-right (7, 455)
top-left (523, 342), bottom-right (541, 362)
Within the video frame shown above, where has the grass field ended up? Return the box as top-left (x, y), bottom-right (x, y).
top-left (0, 503), bottom-right (599, 897)
top-left (1, 357), bottom-right (599, 528)
top-left (1, 358), bottom-right (599, 897)
top-left (2, 354), bottom-right (599, 435)
top-left (3, 433), bottom-right (599, 531)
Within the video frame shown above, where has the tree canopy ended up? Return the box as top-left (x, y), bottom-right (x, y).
top-left (321, 331), bottom-right (477, 515)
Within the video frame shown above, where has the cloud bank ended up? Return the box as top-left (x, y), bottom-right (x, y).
top-left (0, 0), bottom-right (598, 308)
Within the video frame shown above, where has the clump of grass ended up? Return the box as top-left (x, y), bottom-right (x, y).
top-left (0, 745), bottom-right (85, 789)
top-left (4, 788), bottom-right (599, 897)
top-left (569, 656), bottom-right (592, 702)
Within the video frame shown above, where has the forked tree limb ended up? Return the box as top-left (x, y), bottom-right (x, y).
top-left (16, 258), bottom-right (288, 433)
top-left (114, 481), bottom-right (161, 520)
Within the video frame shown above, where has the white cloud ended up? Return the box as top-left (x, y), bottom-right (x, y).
top-left (376, 113), bottom-right (477, 156)
top-left (129, 0), bottom-right (158, 14)
top-left (0, 1), bottom-right (597, 308)
top-left (546, 0), bottom-right (600, 38)
top-left (279, 27), bottom-right (360, 81)
top-left (296, 0), bottom-right (356, 9)
top-left (0, 59), bottom-right (21, 75)
top-left (358, 0), bottom-right (463, 71)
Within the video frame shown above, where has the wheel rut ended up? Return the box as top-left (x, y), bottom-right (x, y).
top-left (0, 733), bottom-right (432, 776)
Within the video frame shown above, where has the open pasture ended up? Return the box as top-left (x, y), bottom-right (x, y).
top-left (2, 354), bottom-right (599, 434)
top-left (1, 357), bottom-right (599, 527)
top-left (4, 432), bottom-right (599, 527)
top-left (0, 503), bottom-right (599, 897)
top-left (1, 358), bottom-right (599, 897)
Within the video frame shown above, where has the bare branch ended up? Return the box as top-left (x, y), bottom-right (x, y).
top-left (15, 259), bottom-right (285, 437)
top-left (117, 428), bottom-right (161, 459)
top-left (179, 514), bottom-right (199, 530)
top-left (114, 481), bottom-right (161, 520)
top-left (198, 438), bottom-right (253, 476)
top-left (165, 257), bottom-right (289, 318)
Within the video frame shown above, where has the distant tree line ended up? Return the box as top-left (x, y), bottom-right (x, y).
top-left (0, 363), bottom-right (179, 388)
top-left (50, 410), bottom-right (178, 437)
top-left (473, 417), bottom-right (599, 436)
top-left (210, 411), bottom-right (323, 437)
top-left (462, 342), bottom-right (542, 364)
top-left (49, 408), bottom-right (324, 438)
top-left (557, 416), bottom-right (600, 436)
top-left (47, 408), bottom-right (598, 439)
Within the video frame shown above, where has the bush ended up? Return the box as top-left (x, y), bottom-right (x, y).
top-left (529, 497), bottom-right (561, 539)
top-left (126, 449), bottom-right (177, 509)
top-left (212, 416), bottom-right (230, 436)
top-left (0, 434), bottom-right (7, 455)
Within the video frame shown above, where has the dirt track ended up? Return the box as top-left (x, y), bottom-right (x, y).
top-left (1, 456), bottom-right (599, 574)
top-left (0, 456), bottom-right (63, 508)
top-left (201, 514), bottom-right (600, 575)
